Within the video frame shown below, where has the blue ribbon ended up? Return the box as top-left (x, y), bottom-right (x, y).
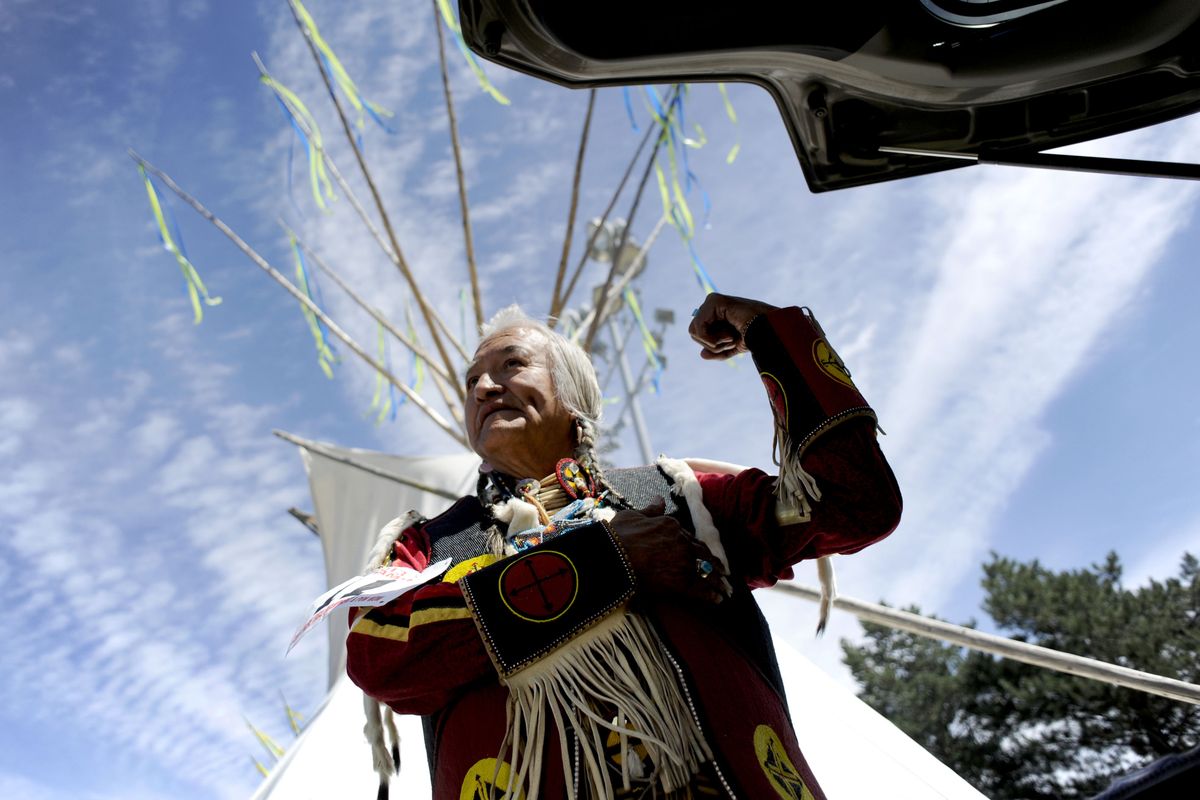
top-left (293, 243), bottom-right (337, 357)
top-left (622, 87), bottom-right (639, 131)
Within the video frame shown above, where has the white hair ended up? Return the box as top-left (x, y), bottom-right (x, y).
top-left (478, 305), bottom-right (603, 469)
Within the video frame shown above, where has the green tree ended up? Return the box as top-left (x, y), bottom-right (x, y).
top-left (842, 552), bottom-right (1200, 799)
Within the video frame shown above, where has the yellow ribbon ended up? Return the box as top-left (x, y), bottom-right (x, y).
top-left (138, 164), bottom-right (222, 323)
top-left (435, 0), bottom-right (511, 105)
top-left (289, 236), bottom-right (336, 378)
top-left (717, 83), bottom-right (741, 164)
top-left (259, 70), bottom-right (336, 210)
top-left (367, 321), bottom-right (392, 423)
top-left (291, 0), bottom-right (395, 132)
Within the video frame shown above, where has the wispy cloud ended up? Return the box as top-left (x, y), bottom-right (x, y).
top-left (0, 306), bottom-right (326, 797)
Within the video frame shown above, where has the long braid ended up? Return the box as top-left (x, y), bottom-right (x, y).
top-left (576, 418), bottom-right (632, 510)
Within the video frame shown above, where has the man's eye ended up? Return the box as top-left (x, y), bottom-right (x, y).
top-left (466, 376), bottom-right (479, 389)
top-left (505, 358), bottom-right (524, 369)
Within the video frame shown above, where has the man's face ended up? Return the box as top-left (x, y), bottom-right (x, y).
top-left (465, 326), bottom-right (575, 477)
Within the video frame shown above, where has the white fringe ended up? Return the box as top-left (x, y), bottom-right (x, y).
top-left (775, 430), bottom-right (822, 506)
top-left (496, 611), bottom-right (711, 800)
top-left (815, 556), bottom-right (837, 635)
top-left (363, 695), bottom-right (395, 784)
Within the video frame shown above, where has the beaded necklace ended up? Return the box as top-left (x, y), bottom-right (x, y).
top-left (481, 457), bottom-right (615, 553)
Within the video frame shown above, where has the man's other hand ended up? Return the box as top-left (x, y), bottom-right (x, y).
top-left (611, 498), bottom-right (730, 606)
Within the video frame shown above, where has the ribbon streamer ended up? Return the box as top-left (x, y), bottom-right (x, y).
top-left (367, 321), bottom-right (396, 422)
top-left (640, 87), bottom-right (719, 295)
top-left (434, 0), bottom-right (510, 105)
top-left (621, 87), bottom-right (640, 131)
top-left (624, 288), bottom-right (665, 393)
top-left (290, 0), bottom-right (396, 135)
top-left (258, 61), bottom-right (336, 210)
top-left (138, 164), bottom-right (222, 323)
top-left (281, 693), bottom-right (305, 735)
top-left (717, 83), bottom-right (741, 163)
top-left (246, 719), bottom-right (286, 760)
top-left (405, 303), bottom-right (426, 402)
top-left (289, 235), bottom-right (338, 378)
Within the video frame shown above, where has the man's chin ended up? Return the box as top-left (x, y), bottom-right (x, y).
top-left (475, 420), bottom-right (526, 455)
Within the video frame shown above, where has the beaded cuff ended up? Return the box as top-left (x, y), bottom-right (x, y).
top-left (745, 306), bottom-right (877, 509)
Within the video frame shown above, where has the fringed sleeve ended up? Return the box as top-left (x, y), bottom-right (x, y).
top-left (744, 305), bottom-right (882, 517)
top-left (694, 305), bottom-right (901, 587)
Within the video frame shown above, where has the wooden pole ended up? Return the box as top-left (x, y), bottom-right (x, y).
top-left (252, 50), bottom-right (470, 372)
top-left (548, 89), bottom-right (596, 323)
top-left (285, 0), bottom-right (464, 402)
top-left (553, 85), bottom-right (678, 326)
top-left (582, 121), bottom-right (665, 353)
top-left (274, 429), bottom-right (464, 500)
top-left (567, 214), bottom-right (668, 343)
top-left (432, 0), bottom-right (484, 334)
top-left (772, 582), bottom-right (1200, 706)
top-left (130, 151), bottom-right (468, 449)
top-left (282, 223), bottom-right (465, 426)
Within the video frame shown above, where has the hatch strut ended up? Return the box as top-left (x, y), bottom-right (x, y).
top-left (879, 146), bottom-right (1200, 181)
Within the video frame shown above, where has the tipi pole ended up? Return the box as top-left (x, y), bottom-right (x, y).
top-left (554, 85), bottom-right (679, 324)
top-left (252, 50), bottom-right (469, 369)
top-left (567, 213), bottom-right (667, 347)
top-left (548, 89), bottom-right (596, 323)
top-left (274, 429), bottom-right (464, 500)
top-left (285, 0), bottom-right (465, 403)
top-left (432, 0), bottom-right (485, 334)
top-left (283, 225), bottom-right (466, 425)
top-left (129, 151), bottom-right (468, 449)
top-left (582, 121), bottom-right (665, 353)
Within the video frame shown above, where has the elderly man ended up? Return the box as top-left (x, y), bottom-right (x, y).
top-left (347, 293), bottom-right (901, 800)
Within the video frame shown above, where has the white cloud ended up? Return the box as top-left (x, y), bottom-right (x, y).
top-left (0, 307), bottom-right (324, 798)
top-left (1124, 516), bottom-right (1200, 588)
top-left (0, 397), bottom-right (38, 457)
top-left (130, 411), bottom-right (183, 461)
top-left (178, 0), bottom-right (209, 22)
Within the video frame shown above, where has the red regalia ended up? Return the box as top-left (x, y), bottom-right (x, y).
top-left (347, 307), bottom-right (902, 799)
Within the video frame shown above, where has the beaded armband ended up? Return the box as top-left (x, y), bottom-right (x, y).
top-left (459, 520), bottom-right (636, 678)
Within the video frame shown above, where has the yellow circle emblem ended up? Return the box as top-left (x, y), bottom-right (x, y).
top-left (754, 724), bottom-right (815, 800)
top-left (812, 338), bottom-right (856, 389)
top-left (460, 757), bottom-right (525, 800)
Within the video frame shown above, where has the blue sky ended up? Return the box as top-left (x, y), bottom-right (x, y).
top-left (2, 1), bottom-right (1199, 797)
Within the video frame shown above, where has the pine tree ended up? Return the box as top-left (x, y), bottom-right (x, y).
top-left (841, 552), bottom-right (1200, 798)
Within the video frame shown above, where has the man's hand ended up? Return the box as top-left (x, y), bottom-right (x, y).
top-left (688, 293), bottom-right (777, 361)
top-left (611, 498), bottom-right (731, 606)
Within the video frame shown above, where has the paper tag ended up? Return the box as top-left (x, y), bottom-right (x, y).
top-left (287, 558), bottom-right (451, 653)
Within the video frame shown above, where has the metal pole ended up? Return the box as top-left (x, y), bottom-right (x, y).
top-left (608, 319), bottom-right (655, 464)
top-left (772, 582), bottom-right (1200, 706)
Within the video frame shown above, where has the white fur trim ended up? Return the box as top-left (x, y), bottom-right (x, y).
top-left (592, 506), bottom-right (616, 523)
top-left (681, 457), bottom-right (748, 476)
top-left (493, 497), bottom-right (540, 533)
top-left (366, 511), bottom-right (423, 571)
top-left (655, 456), bottom-right (730, 574)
